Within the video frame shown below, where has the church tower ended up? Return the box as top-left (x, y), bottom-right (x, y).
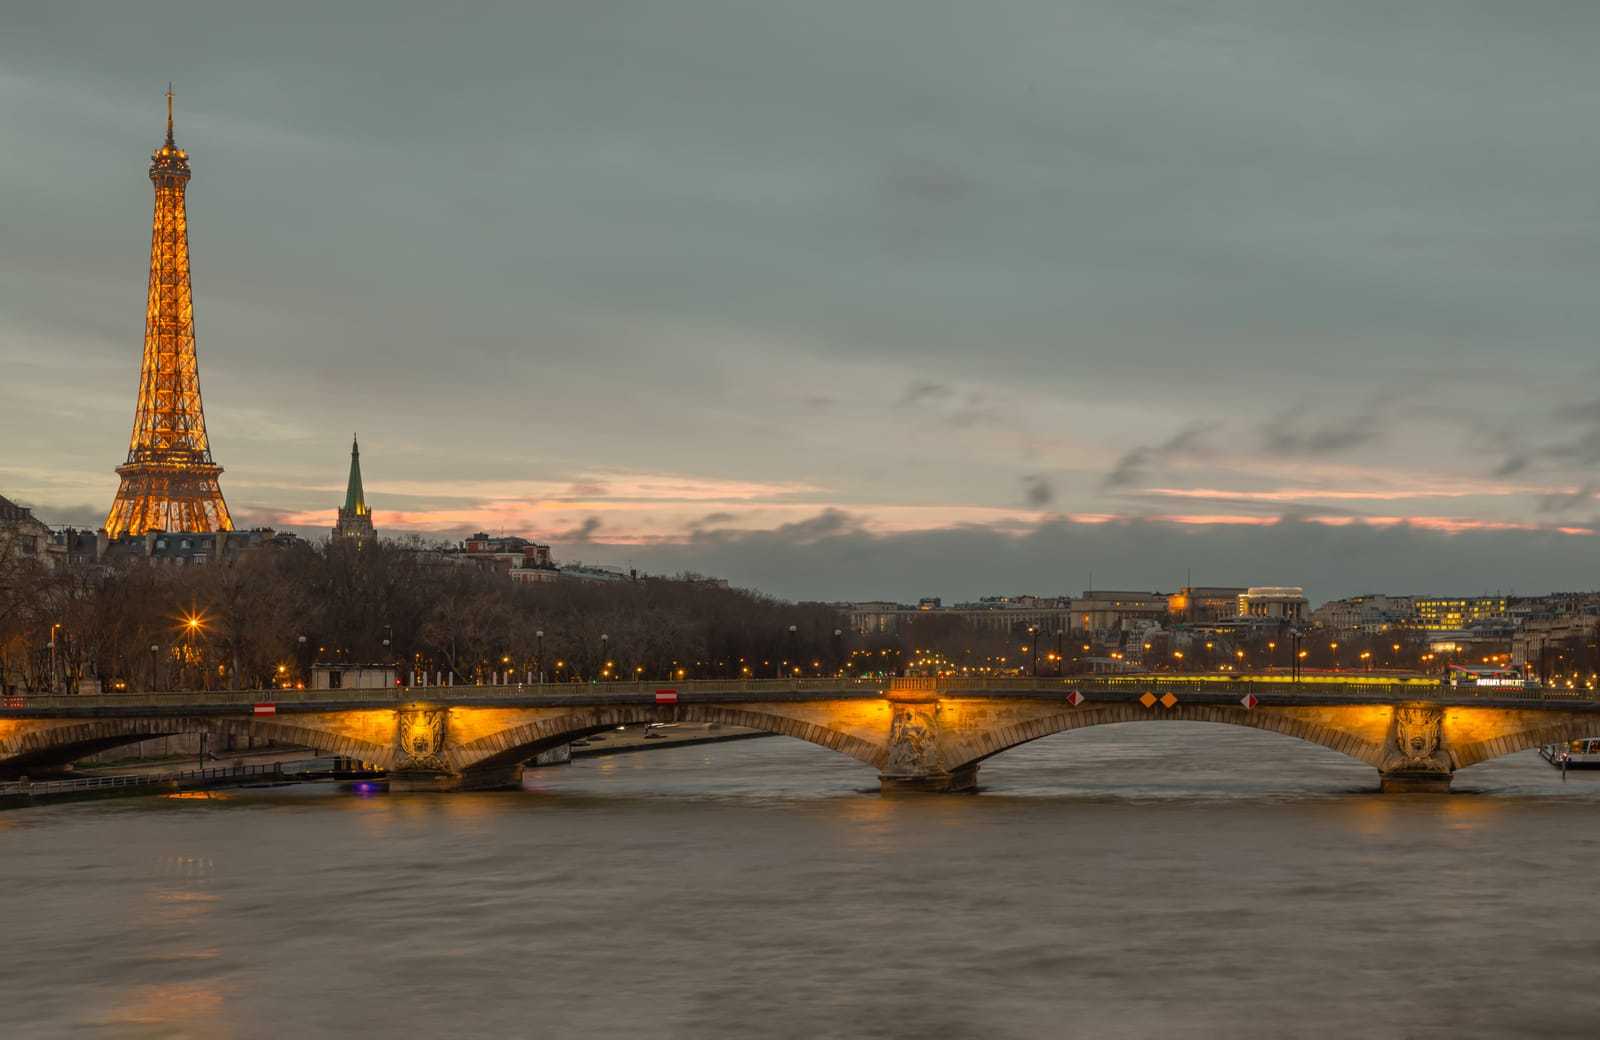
top-left (332, 435), bottom-right (375, 543)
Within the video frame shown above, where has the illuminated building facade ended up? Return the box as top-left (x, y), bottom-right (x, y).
top-left (1414, 596), bottom-right (1508, 632)
top-left (1168, 586), bottom-right (1247, 623)
top-left (1237, 586), bottom-right (1308, 620)
top-left (332, 435), bottom-right (376, 543)
top-left (1308, 594), bottom-right (1415, 633)
top-left (1074, 591), bottom-right (1170, 633)
top-left (104, 90), bottom-right (232, 539)
top-left (842, 597), bottom-right (1073, 636)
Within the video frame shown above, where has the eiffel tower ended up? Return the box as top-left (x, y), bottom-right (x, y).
top-left (104, 88), bottom-right (232, 538)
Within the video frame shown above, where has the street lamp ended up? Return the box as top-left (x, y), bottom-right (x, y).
top-left (786, 624), bottom-right (797, 679)
top-left (1028, 625), bottom-right (1039, 677)
top-left (180, 613), bottom-right (206, 690)
top-left (600, 634), bottom-right (609, 681)
top-left (49, 623), bottom-right (61, 695)
top-left (297, 634), bottom-right (309, 688)
top-left (535, 629), bottom-right (545, 683)
top-left (149, 643), bottom-right (160, 692)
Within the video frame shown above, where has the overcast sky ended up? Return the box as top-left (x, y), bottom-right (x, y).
top-left (6, 1), bottom-right (1600, 603)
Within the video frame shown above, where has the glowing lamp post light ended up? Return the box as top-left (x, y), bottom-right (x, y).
top-left (179, 612), bottom-right (207, 690)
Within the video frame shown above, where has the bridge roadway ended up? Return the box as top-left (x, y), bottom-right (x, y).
top-left (4, 677), bottom-right (1599, 793)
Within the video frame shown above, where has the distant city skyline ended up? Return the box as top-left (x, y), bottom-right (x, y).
top-left (8, 2), bottom-right (1600, 602)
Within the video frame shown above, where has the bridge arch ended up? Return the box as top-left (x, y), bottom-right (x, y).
top-left (209, 717), bottom-right (395, 769)
top-left (0, 718), bottom-right (184, 776)
top-left (1449, 716), bottom-right (1600, 770)
top-left (449, 704), bottom-right (886, 776)
top-left (941, 704), bottom-right (1389, 773)
top-left (0, 716), bottom-right (395, 776)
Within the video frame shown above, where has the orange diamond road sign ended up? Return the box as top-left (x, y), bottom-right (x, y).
top-left (1139, 692), bottom-right (1157, 708)
top-left (1066, 691), bottom-right (1085, 706)
top-left (1240, 694), bottom-right (1259, 709)
top-left (1160, 693), bottom-right (1178, 709)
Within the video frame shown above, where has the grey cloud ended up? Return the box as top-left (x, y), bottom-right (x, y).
top-left (557, 516), bottom-right (604, 543)
top-left (894, 380), bottom-right (1002, 429)
top-left (1493, 455), bottom-right (1531, 477)
top-left (1102, 446), bottom-right (1153, 490)
top-left (897, 380), bottom-right (954, 408)
top-left (884, 160), bottom-right (977, 205)
top-left (14, 502), bottom-right (103, 529)
top-left (1259, 411), bottom-right (1380, 458)
top-left (690, 511), bottom-right (737, 528)
top-left (1480, 397), bottom-right (1600, 475)
top-left (692, 508), bottom-right (864, 547)
top-left (1021, 475), bottom-right (1055, 508)
top-left (1535, 484), bottom-right (1599, 515)
top-left (601, 514), bottom-right (1591, 605)
top-left (1102, 421), bottom-right (1220, 490)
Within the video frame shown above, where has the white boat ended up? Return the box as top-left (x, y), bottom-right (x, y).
top-left (1539, 739), bottom-right (1600, 769)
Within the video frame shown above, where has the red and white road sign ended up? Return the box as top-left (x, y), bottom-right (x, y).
top-left (1066, 691), bottom-right (1085, 707)
top-left (252, 703), bottom-right (276, 716)
top-left (654, 689), bottom-right (679, 705)
top-left (1240, 694), bottom-right (1258, 709)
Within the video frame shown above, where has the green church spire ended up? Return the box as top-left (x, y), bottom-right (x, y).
top-left (344, 434), bottom-right (367, 516)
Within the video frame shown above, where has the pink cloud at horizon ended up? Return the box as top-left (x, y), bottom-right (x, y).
top-left (258, 499), bottom-right (1600, 544)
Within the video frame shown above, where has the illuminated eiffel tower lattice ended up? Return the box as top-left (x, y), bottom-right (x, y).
top-left (104, 88), bottom-right (232, 538)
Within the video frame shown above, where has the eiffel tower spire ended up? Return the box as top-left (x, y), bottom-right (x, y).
top-left (104, 89), bottom-right (232, 538)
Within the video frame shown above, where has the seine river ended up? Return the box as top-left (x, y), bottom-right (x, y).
top-left (2, 724), bottom-right (1597, 1038)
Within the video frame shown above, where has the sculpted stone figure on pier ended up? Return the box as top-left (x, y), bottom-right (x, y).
top-left (1378, 705), bottom-right (1455, 792)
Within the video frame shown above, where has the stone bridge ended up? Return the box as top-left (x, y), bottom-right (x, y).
top-left (4, 678), bottom-right (1599, 793)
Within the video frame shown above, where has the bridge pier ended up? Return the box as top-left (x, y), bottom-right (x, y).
top-left (879, 763), bottom-right (978, 795)
top-left (1377, 704), bottom-right (1456, 793)
top-left (875, 697), bottom-right (978, 794)
top-left (1377, 767), bottom-right (1454, 794)
top-left (387, 763), bottom-right (526, 793)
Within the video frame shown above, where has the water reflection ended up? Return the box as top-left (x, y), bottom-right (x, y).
top-left (2, 726), bottom-right (1597, 1037)
top-left (92, 980), bottom-right (230, 1036)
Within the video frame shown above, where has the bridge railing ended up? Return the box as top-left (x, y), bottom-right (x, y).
top-left (0, 677), bottom-right (889, 710)
top-left (3, 675), bottom-right (1595, 710)
top-left (0, 762), bottom-right (288, 797)
top-left (965, 676), bottom-right (1600, 702)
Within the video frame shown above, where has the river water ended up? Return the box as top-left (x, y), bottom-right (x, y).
top-left (2, 723), bottom-right (1597, 1038)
